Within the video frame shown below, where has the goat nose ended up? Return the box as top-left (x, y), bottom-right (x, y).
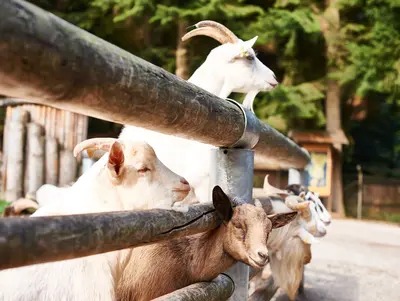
top-left (258, 251), bottom-right (268, 260)
top-left (180, 178), bottom-right (189, 185)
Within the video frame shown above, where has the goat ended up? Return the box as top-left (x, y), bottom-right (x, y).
top-left (119, 20), bottom-right (278, 204)
top-left (0, 137), bottom-right (193, 301)
top-left (285, 183), bottom-right (332, 226)
top-left (254, 176), bottom-right (331, 300)
top-left (116, 186), bottom-right (297, 301)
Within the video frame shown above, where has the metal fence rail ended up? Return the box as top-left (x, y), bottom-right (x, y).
top-left (0, 0), bottom-right (309, 171)
top-left (0, 204), bottom-right (218, 270)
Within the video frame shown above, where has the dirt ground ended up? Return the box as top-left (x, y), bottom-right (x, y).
top-left (273, 218), bottom-right (400, 301)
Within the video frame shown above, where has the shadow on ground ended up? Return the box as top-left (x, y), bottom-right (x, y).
top-left (274, 267), bottom-right (359, 301)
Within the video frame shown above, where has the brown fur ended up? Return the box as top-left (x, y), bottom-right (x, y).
top-left (116, 188), bottom-right (297, 301)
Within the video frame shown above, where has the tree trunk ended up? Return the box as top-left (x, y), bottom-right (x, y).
top-left (175, 20), bottom-right (190, 80)
top-left (24, 123), bottom-right (45, 199)
top-left (323, 0), bottom-right (346, 216)
top-left (4, 109), bottom-right (29, 202)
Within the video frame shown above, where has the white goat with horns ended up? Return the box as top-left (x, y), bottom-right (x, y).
top-left (120, 20), bottom-right (278, 204)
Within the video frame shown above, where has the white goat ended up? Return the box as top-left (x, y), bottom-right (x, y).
top-left (0, 137), bottom-right (192, 301)
top-left (254, 176), bottom-right (332, 300)
top-left (119, 20), bottom-right (278, 204)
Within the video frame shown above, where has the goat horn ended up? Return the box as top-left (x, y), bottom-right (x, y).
top-left (12, 198), bottom-right (39, 214)
top-left (182, 27), bottom-right (232, 44)
top-left (73, 138), bottom-right (119, 158)
top-left (196, 20), bottom-right (239, 43)
top-left (263, 175), bottom-right (289, 197)
top-left (285, 196), bottom-right (310, 211)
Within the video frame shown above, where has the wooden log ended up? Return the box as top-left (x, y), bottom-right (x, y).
top-left (24, 123), bottom-right (45, 198)
top-left (58, 150), bottom-right (77, 186)
top-left (45, 137), bottom-right (58, 185)
top-left (1, 106), bottom-right (12, 191)
top-left (0, 98), bottom-right (28, 107)
top-left (50, 108), bottom-right (56, 137)
top-left (153, 274), bottom-right (235, 301)
top-left (0, 204), bottom-right (218, 270)
top-left (64, 111), bottom-right (71, 149)
top-left (4, 109), bottom-right (29, 202)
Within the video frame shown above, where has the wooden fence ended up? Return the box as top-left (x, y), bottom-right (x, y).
top-left (0, 0), bottom-right (310, 299)
top-left (344, 174), bottom-right (400, 222)
top-left (0, 99), bottom-right (88, 202)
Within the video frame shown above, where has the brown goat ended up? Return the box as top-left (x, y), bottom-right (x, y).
top-left (116, 186), bottom-right (297, 301)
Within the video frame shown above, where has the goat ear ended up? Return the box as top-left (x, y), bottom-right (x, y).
top-left (107, 141), bottom-right (125, 178)
top-left (268, 212), bottom-right (297, 229)
top-left (212, 186), bottom-right (233, 223)
top-left (244, 36), bottom-right (258, 49)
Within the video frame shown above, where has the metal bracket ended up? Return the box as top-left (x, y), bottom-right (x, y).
top-left (225, 98), bottom-right (260, 149)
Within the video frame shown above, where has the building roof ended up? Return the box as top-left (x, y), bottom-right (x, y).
top-left (288, 129), bottom-right (349, 145)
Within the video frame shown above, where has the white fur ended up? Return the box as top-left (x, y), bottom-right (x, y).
top-left (0, 140), bottom-right (191, 301)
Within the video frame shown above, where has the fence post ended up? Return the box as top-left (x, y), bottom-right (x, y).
top-left (209, 99), bottom-right (260, 301)
top-left (210, 148), bottom-right (254, 300)
top-left (357, 164), bottom-right (363, 220)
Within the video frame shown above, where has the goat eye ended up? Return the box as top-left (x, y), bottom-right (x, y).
top-left (246, 55), bottom-right (254, 61)
top-left (137, 167), bottom-right (150, 174)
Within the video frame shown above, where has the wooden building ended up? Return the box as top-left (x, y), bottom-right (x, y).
top-left (288, 130), bottom-right (349, 216)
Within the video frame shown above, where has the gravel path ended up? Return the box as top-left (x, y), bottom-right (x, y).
top-left (273, 218), bottom-right (400, 301)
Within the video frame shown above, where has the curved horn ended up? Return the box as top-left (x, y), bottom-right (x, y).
top-left (196, 20), bottom-right (239, 43)
top-left (182, 27), bottom-right (232, 44)
top-left (73, 138), bottom-right (119, 158)
top-left (263, 175), bottom-right (289, 197)
top-left (285, 195), bottom-right (310, 211)
top-left (13, 198), bottom-right (39, 214)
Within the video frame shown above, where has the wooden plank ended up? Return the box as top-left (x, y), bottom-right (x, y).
top-left (153, 274), bottom-right (234, 301)
top-left (0, 204), bottom-right (218, 270)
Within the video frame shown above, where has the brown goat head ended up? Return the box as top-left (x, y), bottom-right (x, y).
top-left (212, 186), bottom-right (297, 269)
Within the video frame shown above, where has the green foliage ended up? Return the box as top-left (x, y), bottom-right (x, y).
top-left (0, 200), bottom-right (11, 215)
top-left (335, 0), bottom-right (400, 98)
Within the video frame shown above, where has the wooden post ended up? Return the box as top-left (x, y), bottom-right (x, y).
top-left (45, 137), bottom-right (59, 185)
top-left (4, 109), bottom-right (29, 202)
top-left (58, 150), bottom-right (77, 186)
top-left (357, 164), bottom-right (363, 220)
top-left (24, 123), bottom-right (45, 199)
top-left (1, 106), bottom-right (12, 192)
